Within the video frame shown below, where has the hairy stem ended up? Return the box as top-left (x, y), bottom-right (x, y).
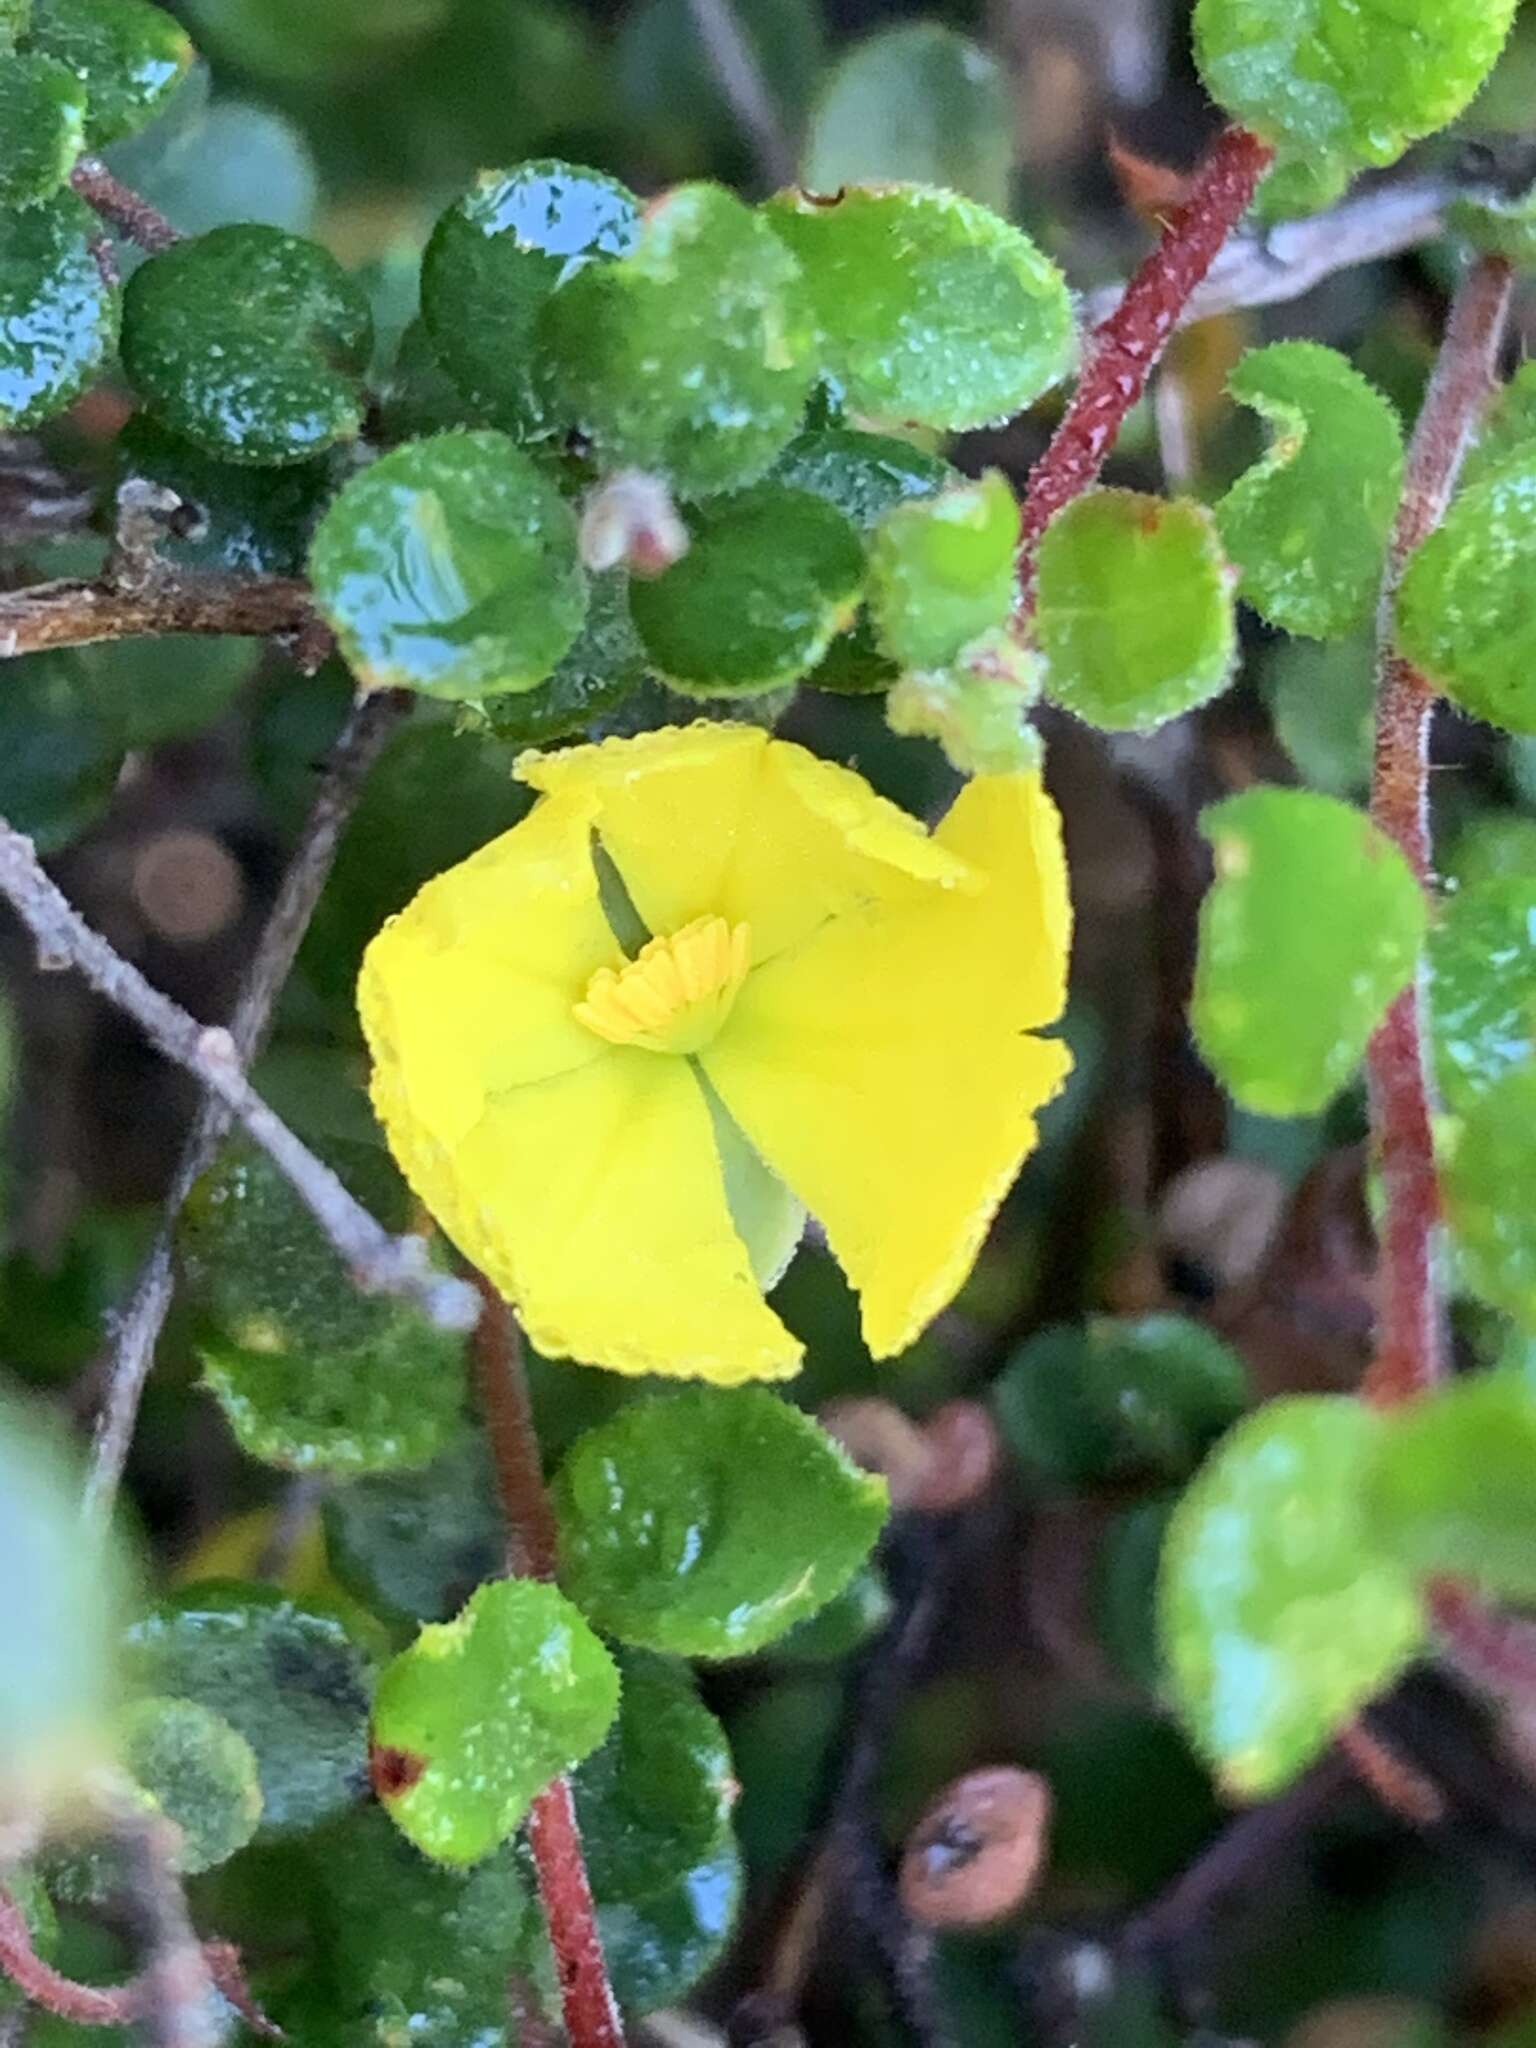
top-left (0, 819), bottom-right (477, 1334)
top-left (1362, 254), bottom-right (1513, 1409)
top-left (472, 1284), bottom-right (624, 2048)
top-left (1018, 124), bottom-right (1274, 573)
top-left (69, 158), bottom-right (181, 254)
top-left (84, 690), bottom-right (410, 1518)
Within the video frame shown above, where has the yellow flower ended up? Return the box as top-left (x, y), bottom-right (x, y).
top-left (358, 723), bottom-right (1071, 1382)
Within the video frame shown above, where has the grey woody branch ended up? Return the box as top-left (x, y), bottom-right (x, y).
top-left (0, 816), bottom-right (478, 1338)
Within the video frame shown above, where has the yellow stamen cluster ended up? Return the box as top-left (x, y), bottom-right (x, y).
top-left (574, 915), bottom-right (752, 1055)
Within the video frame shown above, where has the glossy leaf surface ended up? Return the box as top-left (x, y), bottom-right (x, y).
top-left (1191, 787), bottom-right (1425, 1115)
top-left (767, 183), bottom-right (1075, 431)
top-left (1396, 447), bottom-right (1536, 733)
top-left (1442, 1066), bottom-right (1536, 1328)
top-left (422, 160), bottom-right (640, 438)
top-left (0, 53), bottom-right (86, 205)
top-left (307, 428), bottom-right (586, 700)
top-left (572, 1653), bottom-right (736, 1904)
top-left (121, 224), bottom-right (372, 464)
top-left (1217, 342), bottom-right (1403, 639)
top-left (1035, 490), bottom-right (1236, 732)
top-left (628, 483), bottom-right (865, 695)
top-left (1160, 1396), bottom-right (1423, 1796)
top-left (1427, 876), bottom-right (1536, 1114)
top-left (1367, 1371), bottom-right (1536, 1599)
top-left (1194, 0), bottom-right (1517, 181)
top-left (0, 191), bottom-right (118, 430)
top-left (29, 0), bottom-right (191, 146)
top-left (540, 181), bottom-right (816, 497)
top-left (371, 1576), bottom-right (620, 1864)
top-left (552, 1387), bottom-right (888, 1658)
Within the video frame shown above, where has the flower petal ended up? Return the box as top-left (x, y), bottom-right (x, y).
top-left (376, 1046), bottom-right (802, 1382)
top-left (701, 771), bottom-right (1072, 1358)
top-left (358, 787), bottom-right (619, 1154)
top-left (519, 723), bottom-right (972, 961)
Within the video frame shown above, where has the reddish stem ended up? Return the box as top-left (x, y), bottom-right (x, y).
top-left (1017, 124), bottom-right (1274, 572)
top-left (526, 1782), bottom-right (626, 2048)
top-left (1362, 254), bottom-right (1513, 1409)
top-left (0, 1894), bottom-right (279, 2038)
top-left (472, 1280), bottom-right (625, 2048)
top-left (69, 158), bottom-right (181, 254)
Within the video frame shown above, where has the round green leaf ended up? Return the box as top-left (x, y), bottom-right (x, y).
top-left (1428, 876), bottom-right (1536, 1114)
top-left (1396, 446), bottom-right (1536, 733)
top-left (0, 1395), bottom-right (125, 1786)
top-left (0, 53), bottom-right (85, 205)
top-left (993, 1315), bottom-right (1249, 1488)
top-left (305, 1805), bottom-right (533, 2048)
top-left (116, 1696), bottom-right (262, 1875)
top-left (802, 23), bottom-right (1013, 214)
top-left (308, 428), bottom-right (586, 700)
top-left (121, 224), bottom-right (372, 465)
top-left (474, 570), bottom-right (646, 746)
top-left (770, 425), bottom-right (950, 692)
top-left (28, 0), bottom-right (192, 147)
top-left (1191, 787), bottom-right (1426, 1116)
top-left (628, 482), bottom-right (864, 696)
top-left (1367, 1371), bottom-right (1536, 1600)
top-left (867, 468), bottom-right (1018, 671)
top-left (1036, 489), bottom-right (1236, 731)
top-left (1193, 0), bottom-right (1518, 182)
top-left (1443, 1065), bottom-right (1536, 1327)
top-left (0, 190), bottom-right (119, 430)
top-left (421, 160), bottom-right (640, 439)
top-left (572, 1654), bottom-right (735, 1905)
top-left (596, 1844), bottom-right (742, 2014)
top-left (324, 1435), bottom-right (501, 1633)
top-left (552, 1387), bottom-right (888, 1658)
top-left (1160, 1395), bottom-right (1423, 1798)
top-left (1217, 342), bottom-right (1403, 640)
top-left (124, 1582), bottom-right (376, 1833)
top-left (539, 182), bottom-right (816, 497)
top-left (371, 1576), bottom-right (620, 1866)
top-left (180, 1139), bottom-right (467, 1476)
top-left (765, 183), bottom-right (1075, 432)
top-left (0, 650), bottom-right (123, 853)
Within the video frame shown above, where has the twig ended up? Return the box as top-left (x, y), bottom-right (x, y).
top-left (116, 1811), bottom-right (223, 2048)
top-left (1080, 173), bottom-right (1458, 332)
top-left (0, 572), bottom-right (323, 661)
top-left (0, 818), bottom-right (478, 1338)
top-left (84, 688), bottom-right (410, 1518)
top-left (473, 1283), bottom-right (625, 2048)
top-left (684, 0), bottom-right (795, 190)
top-left (1017, 124), bottom-right (1274, 572)
top-left (1362, 253), bottom-right (1513, 1409)
top-left (69, 157), bottom-right (181, 254)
